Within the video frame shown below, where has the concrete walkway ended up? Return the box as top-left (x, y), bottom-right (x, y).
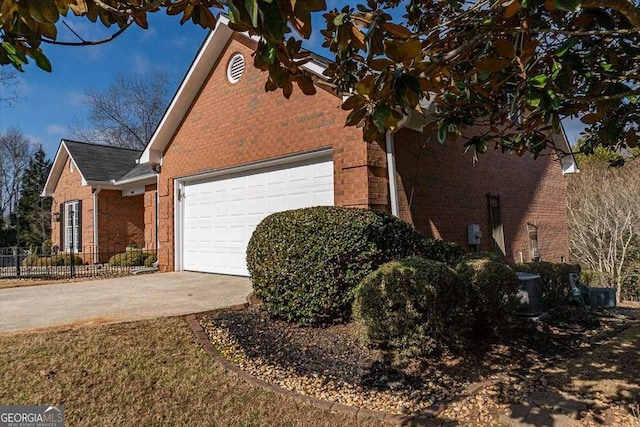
top-left (0, 272), bottom-right (252, 333)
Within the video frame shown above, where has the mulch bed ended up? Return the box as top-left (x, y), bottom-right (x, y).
top-left (200, 305), bottom-right (638, 422)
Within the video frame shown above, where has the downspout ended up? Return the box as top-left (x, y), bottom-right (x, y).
top-left (93, 187), bottom-right (101, 264)
top-left (385, 115), bottom-right (410, 217)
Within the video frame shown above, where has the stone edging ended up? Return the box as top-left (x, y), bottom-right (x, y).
top-left (185, 311), bottom-right (490, 426)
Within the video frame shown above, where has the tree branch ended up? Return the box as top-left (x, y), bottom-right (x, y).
top-left (582, 0), bottom-right (640, 30)
top-left (39, 20), bottom-right (133, 46)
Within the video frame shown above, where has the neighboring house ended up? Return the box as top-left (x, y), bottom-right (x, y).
top-left (135, 16), bottom-right (576, 275)
top-left (42, 140), bottom-right (158, 262)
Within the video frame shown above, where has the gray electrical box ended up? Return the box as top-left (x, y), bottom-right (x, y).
top-left (516, 272), bottom-right (544, 316)
top-left (467, 224), bottom-right (482, 245)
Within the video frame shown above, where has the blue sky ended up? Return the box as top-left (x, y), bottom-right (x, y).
top-left (0, 13), bottom-right (209, 159)
top-left (0, 6), bottom-right (584, 161)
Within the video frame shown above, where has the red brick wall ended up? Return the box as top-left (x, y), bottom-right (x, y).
top-left (387, 128), bottom-right (570, 263)
top-left (156, 35), bottom-right (366, 270)
top-left (156, 33), bottom-right (569, 271)
top-left (144, 184), bottom-right (158, 251)
top-left (50, 156), bottom-right (94, 262)
top-left (96, 190), bottom-right (145, 259)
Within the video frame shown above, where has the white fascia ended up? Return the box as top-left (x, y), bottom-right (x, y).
top-left (140, 15), bottom-right (233, 164)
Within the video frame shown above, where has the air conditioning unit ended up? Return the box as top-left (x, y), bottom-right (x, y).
top-left (516, 272), bottom-right (544, 316)
top-left (588, 287), bottom-right (617, 308)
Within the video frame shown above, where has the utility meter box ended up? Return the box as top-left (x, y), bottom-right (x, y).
top-left (467, 224), bottom-right (482, 245)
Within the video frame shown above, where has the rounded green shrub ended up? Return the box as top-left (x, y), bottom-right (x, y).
top-left (422, 239), bottom-right (466, 265)
top-left (21, 253), bottom-right (39, 267)
top-left (143, 253), bottom-right (157, 267)
top-left (29, 254), bottom-right (83, 267)
top-left (460, 251), bottom-right (506, 263)
top-left (456, 255), bottom-right (519, 337)
top-left (109, 251), bottom-right (145, 267)
top-left (353, 258), bottom-right (470, 357)
top-left (246, 206), bottom-right (428, 325)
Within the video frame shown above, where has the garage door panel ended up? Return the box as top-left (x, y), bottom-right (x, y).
top-left (182, 155), bottom-right (334, 275)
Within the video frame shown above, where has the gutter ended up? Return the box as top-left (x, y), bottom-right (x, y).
top-left (113, 173), bottom-right (157, 186)
top-left (385, 115), bottom-right (410, 217)
top-left (93, 187), bottom-right (102, 264)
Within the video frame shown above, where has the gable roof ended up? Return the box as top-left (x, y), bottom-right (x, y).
top-left (42, 140), bottom-right (155, 197)
top-left (139, 15), bottom-right (328, 164)
top-left (117, 162), bottom-right (156, 184)
top-left (64, 140), bottom-right (141, 182)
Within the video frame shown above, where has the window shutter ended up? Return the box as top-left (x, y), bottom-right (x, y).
top-left (59, 203), bottom-right (64, 248)
top-left (77, 200), bottom-right (82, 250)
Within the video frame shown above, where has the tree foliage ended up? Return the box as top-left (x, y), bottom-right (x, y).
top-left (567, 158), bottom-right (640, 300)
top-left (69, 68), bottom-right (173, 150)
top-left (0, 127), bottom-right (36, 246)
top-left (2, 1), bottom-right (640, 159)
top-left (0, 68), bottom-right (22, 105)
top-left (0, 126), bottom-right (35, 220)
top-left (16, 147), bottom-right (52, 247)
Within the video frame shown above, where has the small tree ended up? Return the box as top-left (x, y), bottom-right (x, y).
top-left (567, 159), bottom-right (640, 301)
top-left (16, 148), bottom-right (52, 248)
top-left (0, 127), bottom-right (35, 229)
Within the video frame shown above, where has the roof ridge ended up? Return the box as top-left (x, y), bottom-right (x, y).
top-left (63, 139), bottom-right (143, 153)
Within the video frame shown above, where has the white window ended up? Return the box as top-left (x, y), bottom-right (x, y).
top-left (65, 201), bottom-right (80, 251)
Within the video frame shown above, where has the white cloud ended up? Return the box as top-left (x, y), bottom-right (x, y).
top-left (25, 134), bottom-right (45, 147)
top-left (132, 53), bottom-right (151, 74)
top-left (140, 26), bottom-right (158, 40)
top-left (66, 91), bottom-right (87, 106)
top-left (171, 36), bottom-right (189, 48)
top-left (47, 124), bottom-right (66, 135)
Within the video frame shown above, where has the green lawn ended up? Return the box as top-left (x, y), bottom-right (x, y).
top-left (0, 317), bottom-right (384, 427)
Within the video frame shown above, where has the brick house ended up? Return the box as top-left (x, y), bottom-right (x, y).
top-left (42, 140), bottom-right (158, 263)
top-left (134, 16), bottom-right (576, 275)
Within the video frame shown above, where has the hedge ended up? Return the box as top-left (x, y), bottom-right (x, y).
top-left (456, 254), bottom-right (519, 337)
top-left (353, 258), bottom-right (470, 357)
top-left (22, 253), bottom-right (83, 267)
top-left (246, 206), bottom-right (428, 325)
top-left (109, 251), bottom-right (150, 267)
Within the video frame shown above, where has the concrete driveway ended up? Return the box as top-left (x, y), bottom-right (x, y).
top-left (0, 272), bottom-right (252, 333)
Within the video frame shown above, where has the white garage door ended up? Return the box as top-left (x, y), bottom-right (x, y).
top-left (181, 155), bottom-right (334, 275)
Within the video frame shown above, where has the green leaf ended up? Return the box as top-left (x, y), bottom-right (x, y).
top-left (30, 48), bottom-right (52, 72)
top-left (528, 74), bottom-right (548, 88)
top-left (333, 13), bottom-right (346, 26)
top-left (552, 112), bottom-right (560, 133)
top-left (345, 106), bottom-right (367, 126)
top-left (373, 104), bottom-right (391, 133)
top-left (526, 95), bottom-right (541, 108)
top-left (556, 38), bottom-right (576, 57)
top-left (245, 0), bottom-right (259, 27)
top-left (29, 0), bottom-right (59, 24)
top-left (554, 0), bottom-right (580, 11)
top-left (437, 121), bottom-right (448, 144)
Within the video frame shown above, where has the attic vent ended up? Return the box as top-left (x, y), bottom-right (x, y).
top-left (227, 54), bottom-right (245, 84)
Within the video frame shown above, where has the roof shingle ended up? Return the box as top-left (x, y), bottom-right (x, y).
top-left (64, 140), bottom-right (142, 182)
